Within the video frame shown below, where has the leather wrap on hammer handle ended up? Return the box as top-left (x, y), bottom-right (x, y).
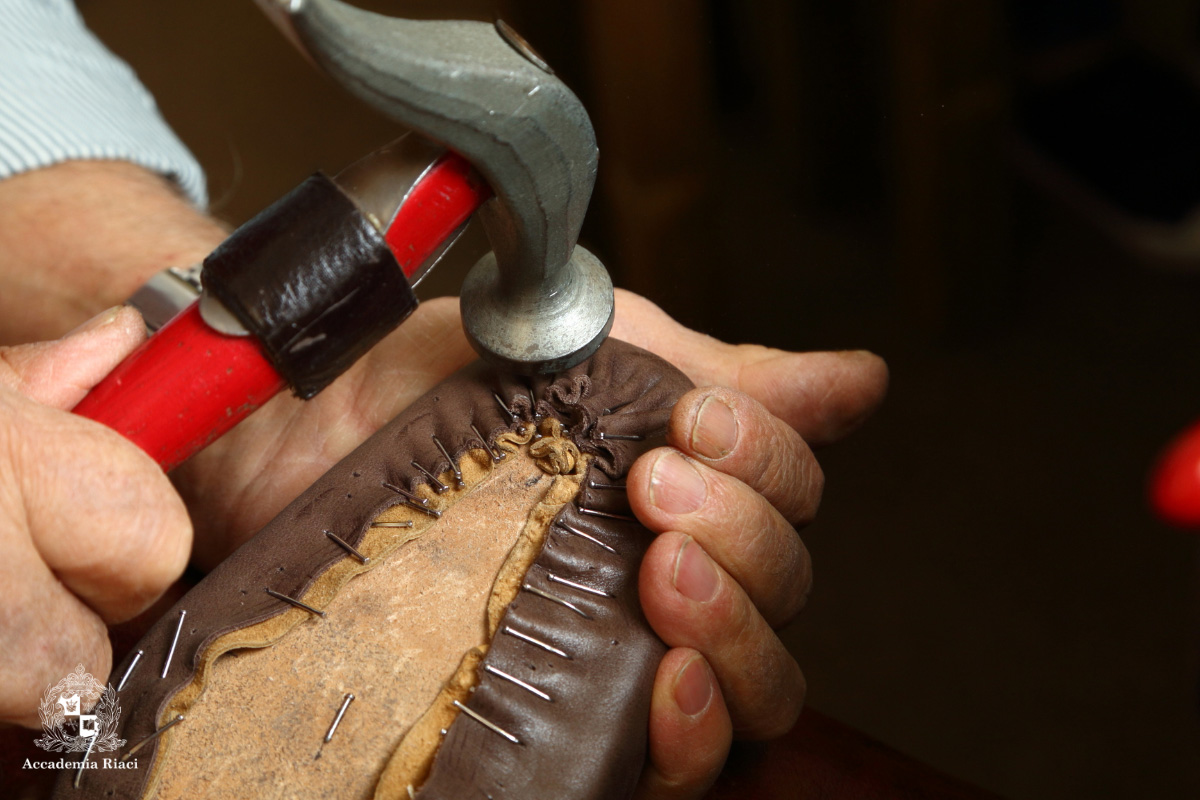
top-left (202, 173), bottom-right (418, 399)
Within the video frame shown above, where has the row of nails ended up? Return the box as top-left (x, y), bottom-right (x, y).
top-left (99, 393), bottom-right (636, 775)
top-left (465, 507), bottom-right (632, 745)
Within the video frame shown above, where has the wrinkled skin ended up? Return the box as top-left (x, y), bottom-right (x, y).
top-left (0, 162), bottom-right (888, 799)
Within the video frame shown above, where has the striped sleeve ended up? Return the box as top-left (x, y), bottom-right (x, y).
top-left (0, 0), bottom-right (207, 207)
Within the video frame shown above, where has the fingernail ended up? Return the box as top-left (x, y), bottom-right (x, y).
top-left (674, 655), bottom-right (714, 717)
top-left (691, 395), bottom-right (738, 459)
top-left (673, 536), bottom-right (720, 603)
top-left (650, 451), bottom-right (706, 515)
top-left (66, 306), bottom-right (123, 337)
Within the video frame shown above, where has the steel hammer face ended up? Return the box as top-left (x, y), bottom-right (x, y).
top-left (257, 0), bottom-right (615, 375)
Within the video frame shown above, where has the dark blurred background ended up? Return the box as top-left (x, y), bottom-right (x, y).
top-left (79, 1), bottom-right (1200, 797)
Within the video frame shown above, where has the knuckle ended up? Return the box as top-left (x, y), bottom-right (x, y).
top-left (705, 476), bottom-right (812, 624)
top-left (708, 481), bottom-right (772, 563)
top-left (106, 498), bottom-right (191, 610)
top-left (762, 439), bottom-right (823, 524)
top-left (732, 645), bottom-right (805, 739)
top-left (709, 589), bottom-right (805, 739)
top-left (752, 448), bottom-right (795, 509)
top-left (41, 424), bottom-right (192, 622)
top-left (714, 394), bottom-right (822, 525)
top-left (761, 531), bottom-right (812, 626)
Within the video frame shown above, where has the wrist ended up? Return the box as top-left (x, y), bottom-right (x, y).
top-left (0, 160), bottom-right (227, 343)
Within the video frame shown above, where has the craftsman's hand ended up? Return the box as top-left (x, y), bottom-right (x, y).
top-left (616, 293), bottom-right (888, 800)
top-left (176, 290), bottom-right (885, 800)
top-left (0, 161), bottom-right (888, 791)
top-left (0, 308), bottom-right (191, 727)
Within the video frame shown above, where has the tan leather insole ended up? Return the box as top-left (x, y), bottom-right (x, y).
top-left (151, 436), bottom-right (584, 800)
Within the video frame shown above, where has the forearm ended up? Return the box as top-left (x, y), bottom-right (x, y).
top-left (0, 160), bottom-right (226, 344)
top-left (0, 0), bottom-right (218, 343)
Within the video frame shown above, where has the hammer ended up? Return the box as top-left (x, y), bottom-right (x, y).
top-left (73, 0), bottom-right (614, 470)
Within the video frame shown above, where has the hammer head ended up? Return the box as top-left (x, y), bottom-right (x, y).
top-left (257, 0), bottom-right (614, 374)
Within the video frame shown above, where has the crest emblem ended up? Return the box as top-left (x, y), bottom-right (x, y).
top-left (33, 664), bottom-right (125, 753)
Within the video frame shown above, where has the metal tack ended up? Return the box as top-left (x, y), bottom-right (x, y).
top-left (598, 432), bottom-right (643, 441)
top-left (74, 727), bottom-right (98, 787)
top-left (382, 481), bottom-right (427, 506)
top-left (325, 530), bottom-right (369, 564)
top-left (382, 482), bottom-right (442, 518)
top-left (472, 423), bottom-right (505, 462)
top-left (528, 387), bottom-right (541, 419)
top-left (494, 392), bottom-right (517, 422)
top-left (555, 520), bottom-right (616, 553)
top-left (579, 507), bottom-right (637, 523)
top-left (266, 588), bottom-right (326, 618)
top-left (485, 664), bottom-right (552, 701)
top-left (121, 714), bottom-right (184, 762)
top-left (324, 693), bottom-right (355, 743)
top-left (411, 460), bottom-right (449, 493)
top-left (588, 480), bottom-right (627, 491)
top-left (452, 700), bottom-right (521, 745)
top-left (547, 571), bottom-right (611, 598)
top-left (522, 582), bottom-right (591, 619)
top-left (407, 503), bottom-right (442, 519)
top-left (371, 521), bottom-right (415, 529)
top-left (432, 435), bottom-right (464, 486)
top-left (162, 611), bottom-right (186, 679)
top-left (503, 625), bottom-right (570, 659)
top-left (117, 649), bottom-right (143, 692)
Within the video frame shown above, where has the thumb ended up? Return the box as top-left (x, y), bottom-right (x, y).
top-left (611, 290), bottom-right (888, 446)
top-left (0, 305), bottom-right (146, 409)
top-left (0, 389), bottom-right (190, 725)
top-left (2, 389), bottom-right (192, 626)
top-left (728, 349), bottom-right (889, 447)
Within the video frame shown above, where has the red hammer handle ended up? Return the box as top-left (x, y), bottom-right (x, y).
top-left (73, 153), bottom-right (492, 471)
top-left (1150, 416), bottom-right (1200, 528)
top-left (72, 306), bottom-right (284, 470)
